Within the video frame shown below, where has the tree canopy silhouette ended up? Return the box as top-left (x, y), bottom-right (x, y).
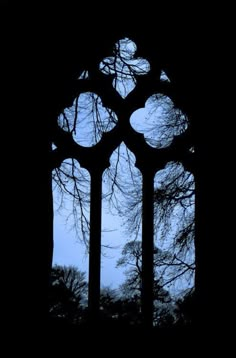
top-left (49, 265), bottom-right (87, 324)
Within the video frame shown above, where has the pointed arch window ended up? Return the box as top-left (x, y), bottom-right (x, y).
top-left (52, 38), bottom-right (195, 327)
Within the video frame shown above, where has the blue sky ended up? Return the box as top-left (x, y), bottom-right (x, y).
top-left (53, 202), bottom-right (127, 289)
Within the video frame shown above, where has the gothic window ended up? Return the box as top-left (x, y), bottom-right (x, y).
top-left (52, 37), bottom-right (195, 327)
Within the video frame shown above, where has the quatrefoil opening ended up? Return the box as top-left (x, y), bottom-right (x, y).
top-left (58, 92), bottom-right (118, 147)
top-left (130, 94), bottom-right (188, 148)
top-left (99, 38), bottom-right (150, 98)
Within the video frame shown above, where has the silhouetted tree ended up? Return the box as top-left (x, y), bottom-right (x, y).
top-left (49, 265), bottom-right (87, 324)
top-left (117, 240), bottom-right (176, 325)
top-left (122, 161), bottom-right (195, 292)
top-left (117, 241), bottom-right (169, 297)
top-left (174, 289), bottom-right (196, 326)
top-left (99, 286), bottom-right (141, 326)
